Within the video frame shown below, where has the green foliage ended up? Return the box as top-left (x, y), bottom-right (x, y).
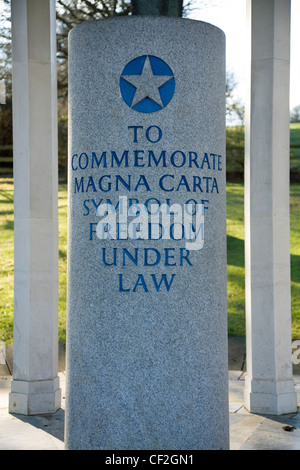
top-left (226, 126), bottom-right (245, 180)
top-left (226, 124), bottom-right (300, 182)
top-left (290, 123), bottom-right (300, 178)
top-left (0, 115), bottom-right (68, 181)
top-left (58, 115), bottom-right (68, 182)
top-left (0, 98), bottom-right (12, 147)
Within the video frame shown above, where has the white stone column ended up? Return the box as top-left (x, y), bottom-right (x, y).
top-left (9, 0), bottom-right (61, 415)
top-left (244, 0), bottom-right (297, 415)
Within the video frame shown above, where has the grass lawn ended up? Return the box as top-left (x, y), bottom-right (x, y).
top-left (226, 182), bottom-right (300, 338)
top-left (226, 182), bottom-right (246, 336)
top-left (0, 179), bottom-right (14, 343)
top-left (0, 179), bottom-right (299, 342)
top-left (58, 184), bottom-right (68, 341)
top-left (290, 184), bottom-right (300, 337)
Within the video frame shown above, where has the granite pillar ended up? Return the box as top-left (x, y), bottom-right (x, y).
top-left (65, 16), bottom-right (228, 449)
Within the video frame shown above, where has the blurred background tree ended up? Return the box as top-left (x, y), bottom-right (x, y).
top-left (291, 105), bottom-right (300, 123)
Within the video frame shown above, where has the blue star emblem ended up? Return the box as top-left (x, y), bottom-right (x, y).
top-left (120, 55), bottom-right (175, 113)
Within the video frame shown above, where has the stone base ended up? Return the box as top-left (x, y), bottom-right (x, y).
top-left (244, 375), bottom-right (297, 415)
top-left (9, 377), bottom-right (61, 415)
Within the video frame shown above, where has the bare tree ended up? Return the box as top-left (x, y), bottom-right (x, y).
top-left (226, 71), bottom-right (245, 124)
top-left (0, 1), bottom-right (132, 101)
top-left (0, 0), bottom-right (11, 98)
top-left (0, 0), bottom-right (207, 101)
top-left (1, 0), bottom-right (243, 133)
top-left (56, 0), bottom-right (132, 100)
top-left (290, 105), bottom-right (300, 123)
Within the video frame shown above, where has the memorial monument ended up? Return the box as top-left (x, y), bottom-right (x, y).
top-left (65, 14), bottom-right (229, 450)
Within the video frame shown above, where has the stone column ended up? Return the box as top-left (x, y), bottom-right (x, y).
top-left (9, 0), bottom-right (61, 415)
top-left (244, 0), bottom-right (297, 415)
top-left (65, 16), bottom-right (228, 450)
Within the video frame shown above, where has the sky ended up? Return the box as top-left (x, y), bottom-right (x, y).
top-left (185, 0), bottom-right (300, 112)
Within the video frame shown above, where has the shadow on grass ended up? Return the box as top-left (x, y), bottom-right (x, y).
top-left (3, 220), bottom-right (14, 230)
top-left (0, 210), bottom-right (13, 216)
top-left (59, 249), bottom-right (67, 260)
top-left (291, 254), bottom-right (300, 283)
top-left (227, 235), bottom-right (244, 268)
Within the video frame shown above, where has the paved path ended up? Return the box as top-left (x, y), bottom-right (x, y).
top-left (0, 338), bottom-right (299, 450)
